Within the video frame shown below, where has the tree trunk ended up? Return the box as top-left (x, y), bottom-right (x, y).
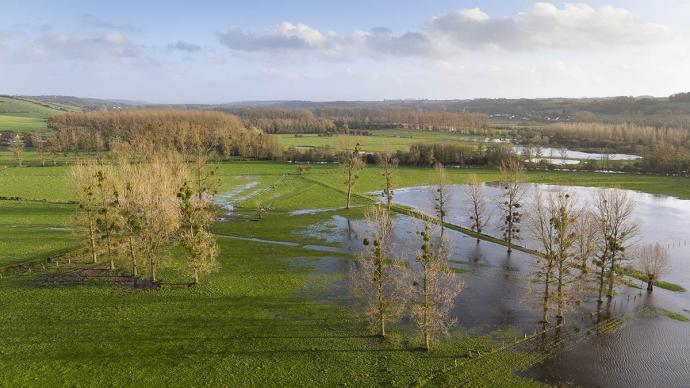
top-left (606, 251), bottom-right (616, 299)
top-left (647, 277), bottom-right (654, 292)
top-left (543, 265), bottom-right (551, 324)
top-left (423, 265), bottom-right (430, 351)
top-left (597, 249), bottom-right (608, 304)
top-left (88, 222), bottom-right (98, 264)
top-left (194, 268), bottom-right (199, 285)
top-left (597, 262), bottom-right (606, 304)
top-left (150, 259), bottom-right (156, 282)
top-left (346, 186), bottom-right (352, 209)
top-left (129, 237), bottom-right (137, 277)
top-left (556, 260), bottom-right (564, 324)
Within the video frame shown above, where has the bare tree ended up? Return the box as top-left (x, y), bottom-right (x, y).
top-left (498, 160), bottom-right (525, 253)
top-left (465, 173), bottom-right (488, 243)
top-left (10, 134), bottom-right (24, 167)
top-left (431, 162), bottom-right (451, 238)
top-left (71, 162), bottom-right (100, 264)
top-left (189, 136), bottom-right (220, 200)
top-left (558, 147), bottom-right (568, 166)
top-left (530, 189), bottom-right (556, 325)
top-left (94, 166), bottom-right (119, 270)
top-left (30, 133), bottom-right (46, 166)
top-left (376, 152), bottom-right (398, 210)
top-left (593, 189), bottom-right (638, 302)
top-left (110, 152), bottom-right (189, 281)
top-left (574, 210), bottom-right (599, 275)
top-left (113, 178), bottom-right (143, 277)
top-left (636, 243), bottom-right (670, 292)
top-left (411, 223), bottom-right (463, 351)
top-left (349, 204), bottom-right (407, 337)
top-left (178, 182), bottom-right (220, 284)
top-left (138, 154), bottom-right (189, 282)
top-left (340, 142), bottom-right (365, 209)
top-left (550, 192), bottom-right (578, 324)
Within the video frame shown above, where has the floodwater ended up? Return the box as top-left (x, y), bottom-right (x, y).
top-left (316, 183), bottom-right (690, 387)
top-left (513, 146), bottom-right (641, 161)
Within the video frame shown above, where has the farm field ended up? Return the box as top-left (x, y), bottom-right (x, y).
top-left (2, 160), bottom-right (690, 385)
top-left (276, 128), bottom-right (496, 152)
top-left (0, 96), bottom-right (79, 132)
top-left (1, 161), bottom-right (549, 386)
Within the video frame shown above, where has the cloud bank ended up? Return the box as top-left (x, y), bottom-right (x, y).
top-left (217, 3), bottom-right (675, 57)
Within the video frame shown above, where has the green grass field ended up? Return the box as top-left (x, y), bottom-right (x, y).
top-left (0, 201), bottom-right (77, 266)
top-left (0, 96), bottom-right (80, 132)
top-left (1, 160), bottom-right (689, 385)
top-left (0, 161), bottom-right (550, 386)
top-left (278, 129), bottom-right (491, 152)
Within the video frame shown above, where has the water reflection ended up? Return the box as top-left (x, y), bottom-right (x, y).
top-left (324, 182), bottom-right (690, 386)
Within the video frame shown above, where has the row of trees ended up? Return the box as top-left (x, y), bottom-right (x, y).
top-left (71, 149), bottom-right (220, 284)
top-left (515, 122), bottom-right (690, 156)
top-left (455, 162), bottom-right (668, 325)
top-left (225, 107), bottom-right (489, 133)
top-left (47, 109), bottom-right (283, 161)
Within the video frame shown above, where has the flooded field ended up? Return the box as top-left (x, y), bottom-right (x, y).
top-left (316, 182), bottom-right (690, 387)
top-left (513, 146), bottom-right (641, 161)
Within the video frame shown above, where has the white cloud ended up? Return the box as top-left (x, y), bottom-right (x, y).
top-left (217, 3), bottom-right (678, 58)
top-left (29, 30), bottom-right (141, 62)
top-left (429, 3), bottom-right (674, 51)
top-left (218, 22), bottom-right (331, 52)
top-left (349, 28), bottom-right (436, 57)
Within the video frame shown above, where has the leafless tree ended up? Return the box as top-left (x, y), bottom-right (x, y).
top-left (574, 210), bottom-right (600, 275)
top-left (30, 133), bottom-right (46, 166)
top-left (411, 223), bottom-right (463, 351)
top-left (593, 189), bottom-right (638, 303)
top-left (339, 142), bottom-right (365, 209)
top-left (558, 147), bottom-right (568, 165)
top-left (376, 152), bottom-right (398, 210)
top-left (94, 166), bottom-right (119, 270)
top-left (498, 160), bottom-right (526, 253)
top-left (349, 204), bottom-right (408, 337)
top-left (465, 173), bottom-right (488, 243)
top-left (10, 134), bottom-right (24, 167)
top-left (636, 243), bottom-right (670, 292)
top-left (71, 162), bottom-right (101, 264)
top-left (178, 182), bottom-right (220, 284)
top-left (530, 189), bottom-right (580, 324)
top-left (431, 162), bottom-right (451, 238)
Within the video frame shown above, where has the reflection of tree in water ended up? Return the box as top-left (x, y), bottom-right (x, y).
top-left (468, 242), bottom-right (484, 263)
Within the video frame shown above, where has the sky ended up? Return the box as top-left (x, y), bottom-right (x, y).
top-left (1, 0), bottom-right (689, 103)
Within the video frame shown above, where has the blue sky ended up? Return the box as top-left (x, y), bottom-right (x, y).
top-left (1, 1), bottom-right (689, 102)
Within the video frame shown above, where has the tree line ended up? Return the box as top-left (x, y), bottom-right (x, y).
top-left (46, 109), bottom-right (283, 161)
top-left (222, 107), bottom-right (489, 134)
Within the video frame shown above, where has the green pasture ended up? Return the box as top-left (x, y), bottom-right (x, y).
top-left (277, 129), bottom-right (490, 152)
top-left (0, 96), bottom-right (79, 132)
top-left (0, 201), bottom-right (77, 266)
top-left (1, 159), bottom-right (689, 385)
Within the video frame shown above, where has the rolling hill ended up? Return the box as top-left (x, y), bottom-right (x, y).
top-left (0, 96), bottom-right (81, 132)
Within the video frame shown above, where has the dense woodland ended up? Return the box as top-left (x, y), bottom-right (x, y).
top-left (46, 109), bottom-right (283, 160)
top-left (224, 107), bottom-right (490, 134)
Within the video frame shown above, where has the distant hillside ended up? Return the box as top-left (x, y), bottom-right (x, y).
top-left (27, 95), bottom-right (146, 110)
top-left (0, 96), bottom-right (81, 132)
top-left (216, 95), bottom-right (690, 128)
